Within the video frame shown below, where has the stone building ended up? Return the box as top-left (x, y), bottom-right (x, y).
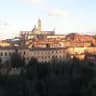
top-left (0, 47), bottom-right (15, 64)
top-left (27, 48), bottom-right (67, 63)
top-left (20, 19), bottom-right (65, 40)
top-left (0, 47), bottom-right (68, 64)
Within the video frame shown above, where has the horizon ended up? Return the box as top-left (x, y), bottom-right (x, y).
top-left (0, 0), bottom-right (96, 39)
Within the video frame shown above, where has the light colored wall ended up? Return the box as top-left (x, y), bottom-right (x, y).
top-left (0, 49), bottom-right (15, 64)
top-left (66, 47), bottom-right (96, 55)
top-left (1, 47), bottom-right (96, 64)
top-left (65, 47), bottom-right (96, 60)
top-left (18, 49), bottom-right (29, 64)
top-left (28, 49), bottom-right (67, 63)
top-left (47, 35), bottom-right (65, 39)
top-left (0, 48), bottom-right (67, 64)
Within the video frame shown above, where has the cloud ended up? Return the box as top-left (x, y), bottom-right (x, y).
top-left (31, 0), bottom-right (43, 4)
top-left (0, 23), bottom-right (19, 40)
top-left (48, 8), bottom-right (66, 16)
top-left (0, 20), bottom-right (8, 27)
top-left (23, 0), bottom-right (45, 5)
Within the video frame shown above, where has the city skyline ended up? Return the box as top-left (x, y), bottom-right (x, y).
top-left (0, 0), bottom-right (96, 39)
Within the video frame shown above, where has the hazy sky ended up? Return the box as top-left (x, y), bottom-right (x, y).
top-left (0, 0), bottom-right (96, 39)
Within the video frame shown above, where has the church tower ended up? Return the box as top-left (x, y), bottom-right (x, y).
top-left (37, 18), bottom-right (42, 34)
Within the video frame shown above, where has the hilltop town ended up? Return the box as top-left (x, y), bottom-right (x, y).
top-left (0, 19), bottom-right (96, 64)
top-left (0, 19), bottom-right (95, 96)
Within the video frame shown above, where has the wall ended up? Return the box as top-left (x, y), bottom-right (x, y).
top-left (0, 49), bottom-right (15, 64)
top-left (27, 48), bottom-right (67, 63)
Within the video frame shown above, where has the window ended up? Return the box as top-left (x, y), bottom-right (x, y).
top-left (24, 51), bottom-right (26, 55)
top-left (59, 55), bottom-right (62, 59)
top-left (0, 52), bottom-right (3, 56)
top-left (5, 52), bottom-right (7, 56)
top-left (52, 51), bottom-right (54, 54)
top-left (9, 52), bottom-right (11, 56)
top-left (40, 51), bottom-right (42, 55)
top-left (55, 56), bottom-right (57, 58)
top-left (45, 56), bottom-right (47, 59)
top-left (52, 56), bottom-right (54, 58)
top-left (38, 51), bottom-right (39, 55)
top-left (33, 52), bottom-right (35, 56)
top-left (59, 50), bottom-right (61, 53)
top-left (46, 44), bottom-right (50, 48)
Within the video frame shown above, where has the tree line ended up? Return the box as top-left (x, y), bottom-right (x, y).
top-left (0, 52), bottom-right (95, 96)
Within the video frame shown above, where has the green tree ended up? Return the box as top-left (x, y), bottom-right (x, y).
top-left (25, 58), bottom-right (39, 79)
top-left (10, 52), bottom-right (24, 68)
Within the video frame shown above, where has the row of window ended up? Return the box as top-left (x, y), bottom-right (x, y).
top-left (0, 50), bottom-right (64, 57)
top-left (0, 51), bottom-right (26, 57)
top-left (0, 52), bottom-right (13, 57)
top-left (18, 50), bottom-right (65, 56)
top-left (31, 50), bottom-right (64, 56)
top-left (28, 55), bottom-right (64, 60)
top-left (19, 51), bottom-right (26, 55)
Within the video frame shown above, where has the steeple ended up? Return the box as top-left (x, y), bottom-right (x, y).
top-left (37, 18), bottom-right (42, 33)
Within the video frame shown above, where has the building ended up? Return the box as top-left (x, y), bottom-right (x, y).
top-left (0, 47), bottom-right (68, 64)
top-left (20, 19), bottom-right (65, 40)
top-left (0, 40), bottom-right (10, 47)
top-left (1, 19), bottom-right (96, 63)
top-left (27, 48), bottom-right (67, 63)
top-left (0, 47), bottom-right (16, 64)
top-left (85, 54), bottom-right (96, 63)
top-left (65, 47), bottom-right (96, 60)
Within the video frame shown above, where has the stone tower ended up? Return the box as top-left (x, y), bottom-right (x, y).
top-left (37, 18), bottom-right (42, 34)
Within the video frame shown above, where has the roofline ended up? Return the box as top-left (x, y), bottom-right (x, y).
top-left (29, 47), bottom-right (65, 51)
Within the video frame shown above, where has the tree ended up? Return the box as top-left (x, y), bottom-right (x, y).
top-left (25, 58), bottom-right (39, 79)
top-left (0, 57), bottom-right (2, 68)
top-left (10, 52), bottom-right (24, 68)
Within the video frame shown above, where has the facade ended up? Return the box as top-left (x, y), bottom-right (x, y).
top-left (1, 46), bottom-right (96, 64)
top-left (0, 41), bottom-right (10, 47)
top-left (25, 39), bottom-right (65, 48)
top-left (85, 54), bottom-right (96, 63)
top-left (28, 48), bottom-right (67, 63)
top-left (0, 47), bottom-right (16, 64)
top-left (0, 47), bottom-right (68, 64)
top-left (65, 47), bottom-right (96, 60)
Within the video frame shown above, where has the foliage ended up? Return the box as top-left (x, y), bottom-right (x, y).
top-left (0, 58), bottom-right (95, 96)
top-left (10, 52), bottom-right (25, 68)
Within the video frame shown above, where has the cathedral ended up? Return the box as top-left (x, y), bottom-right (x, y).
top-left (20, 19), bottom-right (65, 40)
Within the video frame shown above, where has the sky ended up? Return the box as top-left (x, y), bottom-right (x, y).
top-left (0, 0), bottom-right (96, 39)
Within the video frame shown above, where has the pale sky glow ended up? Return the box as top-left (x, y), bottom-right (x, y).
top-left (48, 8), bottom-right (65, 16)
top-left (0, 0), bottom-right (96, 39)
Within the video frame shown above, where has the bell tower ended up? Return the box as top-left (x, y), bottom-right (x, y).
top-left (37, 18), bottom-right (42, 34)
